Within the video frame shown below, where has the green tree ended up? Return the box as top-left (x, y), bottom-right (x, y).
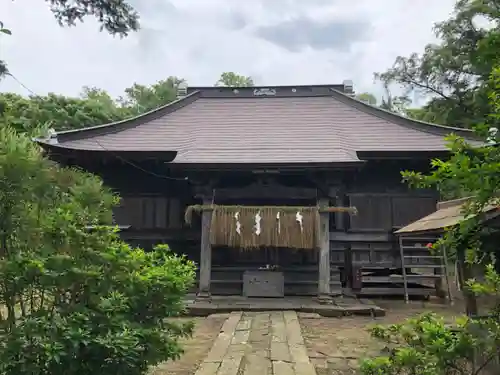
top-left (0, 123), bottom-right (196, 375)
top-left (361, 67), bottom-right (500, 375)
top-left (378, 85), bottom-right (412, 115)
top-left (119, 77), bottom-right (183, 115)
top-left (5, 0), bottom-right (138, 36)
top-left (0, 77), bottom-right (188, 134)
top-left (0, 21), bottom-right (10, 35)
top-left (1, 0), bottom-right (139, 77)
top-left (356, 92), bottom-right (377, 105)
top-left (378, 95), bottom-right (431, 122)
top-left (0, 21), bottom-right (11, 76)
top-left (0, 92), bottom-right (128, 133)
top-left (45, 0), bottom-right (139, 36)
top-left (376, 0), bottom-right (500, 128)
top-left (81, 86), bottom-right (119, 109)
top-left (215, 72), bottom-right (254, 87)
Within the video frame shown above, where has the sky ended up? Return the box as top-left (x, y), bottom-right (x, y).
top-left (0, 0), bottom-right (456, 100)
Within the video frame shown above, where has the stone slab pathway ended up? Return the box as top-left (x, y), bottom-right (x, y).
top-left (185, 295), bottom-right (385, 318)
top-left (195, 311), bottom-right (316, 375)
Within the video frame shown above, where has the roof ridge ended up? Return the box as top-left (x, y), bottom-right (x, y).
top-left (329, 90), bottom-right (478, 139)
top-left (190, 83), bottom-right (345, 89)
top-left (45, 91), bottom-right (201, 142)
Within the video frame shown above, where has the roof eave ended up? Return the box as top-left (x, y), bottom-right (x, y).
top-left (53, 90), bottom-right (201, 142)
top-left (395, 227), bottom-right (445, 236)
top-left (357, 150), bottom-right (451, 160)
top-left (395, 205), bottom-right (500, 235)
top-left (37, 141), bottom-right (178, 162)
top-left (164, 161), bottom-right (366, 171)
top-left (330, 90), bottom-right (481, 140)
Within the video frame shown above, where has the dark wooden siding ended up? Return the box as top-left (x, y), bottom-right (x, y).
top-left (392, 196), bottom-right (437, 228)
top-left (338, 191), bottom-right (438, 296)
top-left (346, 193), bottom-right (436, 232)
top-left (113, 195), bottom-right (185, 229)
top-left (98, 161), bottom-right (441, 297)
top-left (348, 194), bottom-right (393, 231)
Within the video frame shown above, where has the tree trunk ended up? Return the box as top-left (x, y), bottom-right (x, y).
top-left (457, 246), bottom-right (478, 316)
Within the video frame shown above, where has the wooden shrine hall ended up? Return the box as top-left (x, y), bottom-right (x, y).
top-left (37, 81), bottom-right (480, 302)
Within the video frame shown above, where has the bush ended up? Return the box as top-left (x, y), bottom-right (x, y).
top-left (360, 312), bottom-right (500, 375)
top-left (0, 126), bottom-right (196, 375)
top-left (361, 67), bottom-right (500, 375)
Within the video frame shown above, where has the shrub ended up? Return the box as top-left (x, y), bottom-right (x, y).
top-left (360, 312), bottom-right (500, 375)
top-left (361, 67), bottom-right (500, 375)
top-left (0, 126), bottom-right (196, 375)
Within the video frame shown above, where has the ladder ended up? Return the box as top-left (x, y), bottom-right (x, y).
top-left (397, 236), bottom-right (453, 304)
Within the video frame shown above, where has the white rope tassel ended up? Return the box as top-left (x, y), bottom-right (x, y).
top-left (234, 211), bottom-right (241, 235)
top-left (276, 211), bottom-right (281, 234)
top-left (254, 211), bottom-right (262, 236)
top-left (296, 211), bottom-right (303, 232)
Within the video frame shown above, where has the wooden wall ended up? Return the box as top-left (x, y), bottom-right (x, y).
top-left (336, 192), bottom-right (438, 296)
top-left (113, 195), bottom-right (185, 230)
top-left (208, 247), bottom-right (341, 296)
top-left (324, 161), bottom-right (440, 296)
top-left (341, 193), bottom-right (436, 265)
top-left (98, 161), bottom-right (440, 297)
top-left (348, 193), bottom-right (436, 232)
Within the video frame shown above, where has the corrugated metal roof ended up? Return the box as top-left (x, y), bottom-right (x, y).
top-left (40, 86), bottom-right (481, 164)
top-left (395, 198), bottom-right (499, 234)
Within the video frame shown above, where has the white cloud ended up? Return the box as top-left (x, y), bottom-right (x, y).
top-left (0, 0), bottom-right (456, 100)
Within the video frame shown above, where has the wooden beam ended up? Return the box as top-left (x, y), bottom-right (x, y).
top-left (317, 197), bottom-right (333, 303)
top-left (320, 206), bottom-right (358, 214)
top-left (184, 204), bottom-right (358, 215)
top-left (198, 182), bottom-right (318, 200)
top-left (330, 232), bottom-right (393, 242)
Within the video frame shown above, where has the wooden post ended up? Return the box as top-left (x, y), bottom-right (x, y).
top-left (335, 190), bottom-right (347, 231)
top-left (317, 197), bottom-right (332, 304)
top-left (197, 197), bottom-right (213, 301)
top-left (434, 263), bottom-right (446, 299)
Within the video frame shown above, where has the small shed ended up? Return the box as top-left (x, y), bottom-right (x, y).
top-left (394, 197), bottom-right (500, 306)
top-left (395, 197), bottom-right (500, 236)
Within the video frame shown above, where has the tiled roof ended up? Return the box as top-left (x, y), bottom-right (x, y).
top-left (40, 85), bottom-right (479, 164)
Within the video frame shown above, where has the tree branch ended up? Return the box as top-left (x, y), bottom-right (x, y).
top-left (400, 73), bottom-right (453, 101)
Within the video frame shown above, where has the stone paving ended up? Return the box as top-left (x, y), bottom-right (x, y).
top-left (185, 295), bottom-right (385, 318)
top-left (194, 311), bottom-right (317, 375)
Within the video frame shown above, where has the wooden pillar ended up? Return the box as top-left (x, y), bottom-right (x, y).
top-left (434, 263), bottom-right (446, 299)
top-left (197, 197), bottom-right (213, 300)
top-left (317, 197), bottom-right (332, 303)
top-left (335, 190), bottom-right (347, 231)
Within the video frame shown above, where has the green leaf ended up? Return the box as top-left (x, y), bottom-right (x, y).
top-left (0, 126), bottom-right (195, 375)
